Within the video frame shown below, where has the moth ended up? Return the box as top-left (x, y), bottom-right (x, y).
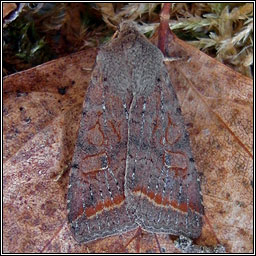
top-left (67, 21), bottom-right (204, 243)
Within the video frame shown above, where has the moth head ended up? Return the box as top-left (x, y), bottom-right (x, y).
top-left (118, 20), bottom-right (139, 36)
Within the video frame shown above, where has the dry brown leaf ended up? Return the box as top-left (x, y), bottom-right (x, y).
top-left (96, 3), bottom-right (117, 28)
top-left (3, 29), bottom-right (253, 253)
top-left (160, 30), bottom-right (253, 253)
top-left (3, 3), bottom-right (17, 18)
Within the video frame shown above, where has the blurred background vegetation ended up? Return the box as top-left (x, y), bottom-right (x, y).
top-left (3, 3), bottom-right (253, 77)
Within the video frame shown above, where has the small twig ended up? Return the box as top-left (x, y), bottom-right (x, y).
top-left (158, 3), bottom-right (172, 55)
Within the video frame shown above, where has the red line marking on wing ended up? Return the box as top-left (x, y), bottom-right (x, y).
top-left (85, 194), bottom-right (125, 218)
top-left (87, 120), bottom-right (104, 146)
top-left (133, 186), bottom-right (201, 213)
top-left (109, 120), bottom-right (121, 142)
top-left (164, 114), bottom-right (182, 146)
top-left (80, 152), bottom-right (109, 176)
top-left (163, 151), bottom-right (188, 178)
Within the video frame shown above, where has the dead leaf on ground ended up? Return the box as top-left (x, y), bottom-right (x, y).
top-left (161, 29), bottom-right (253, 253)
top-left (3, 29), bottom-right (253, 253)
top-left (3, 3), bottom-right (17, 18)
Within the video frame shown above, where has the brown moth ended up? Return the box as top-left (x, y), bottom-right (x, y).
top-left (67, 21), bottom-right (204, 244)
